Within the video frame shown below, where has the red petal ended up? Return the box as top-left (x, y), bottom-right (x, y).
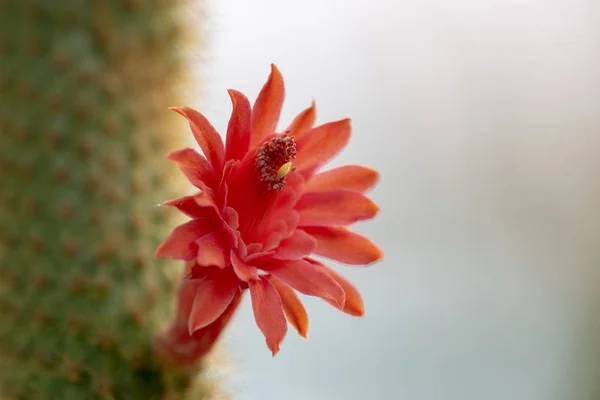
top-left (246, 243), bottom-right (264, 255)
top-left (249, 277), bottom-right (288, 356)
top-left (230, 250), bottom-right (259, 281)
top-left (250, 64), bottom-right (285, 148)
top-left (195, 232), bottom-right (228, 268)
top-left (192, 193), bottom-right (239, 249)
top-left (285, 101), bottom-right (316, 139)
top-left (266, 210), bottom-right (299, 242)
top-left (304, 165), bottom-right (379, 193)
top-left (154, 288), bottom-right (243, 367)
top-left (301, 226), bottom-right (383, 265)
top-left (174, 278), bottom-right (204, 325)
top-left (293, 119), bottom-right (351, 175)
top-left (273, 229), bottom-right (317, 260)
top-left (296, 189), bottom-right (380, 226)
top-left (245, 250), bottom-right (275, 263)
top-left (167, 148), bottom-right (216, 190)
top-left (188, 289), bottom-right (243, 357)
top-left (155, 220), bottom-right (213, 260)
top-left (274, 183), bottom-right (300, 210)
top-left (188, 268), bottom-right (240, 334)
top-left (170, 107), bottom-right (225, 172)
top-left (306, 258), bottom-right (365, 316)
top-left (223, 206), bottom-right (239, 230)
top-left (269, 276), bottom-right (309, 338)
top-left (225, 89), bottom-right (251, 162)
top-left (259, 259), bottom-right (345, 309)
top-left (263, 231), bottom-right (284, 252)
top-left (163, 195), bottom-right (212, 219)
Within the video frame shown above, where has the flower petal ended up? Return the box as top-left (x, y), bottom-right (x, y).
top-left (250, 64), bottom-right (285, 148)
top-left (189, 268), bottom-right (240, 334)
top-left (174, 278), bottom-right (205, 325)
top-left (170, 107), bottom-right (225, 172)
top-left (167, 148), bottom-right (216, 190)
top-left (193, 193), bottom-right (239, 249)
top-left (154, 288), bottom-right (243, 367)
top-left (285, 101), bottom-right (316, 139)
top-left (155, 220), bottom-right (214, 260)
top-left (269, 276), bottom-right (309, 338)
top-left (223, 206), bottom-right (239, 230)
top-left (249, 277), bottom-right (288, 356)
top-left (296, 189), bottom-right (380, 226)
top-left (225, 89), bottom-right (251, 162)
top-left (196, 232), bottom-right (228, 268)
top-left (273, 229), bottom-right (317, 260)
top-left (163, 195), bottom-right (212, 219)
top-left (258, 259), bottom-right (345, 309)
top-left (189, 289), bottom-right (243, 356)
top-left (304, 165), bottom-right (379, 193)
top-left (305, 258), bottom-right (364, 316)
top-left (246, 243), bottom-right (264, 255)
top-left (230, 250), bottom-right (259, 281)
top-left (301, 226), bottom-right (383, 265)
top-left (293, 119), bottom-right (351, 175)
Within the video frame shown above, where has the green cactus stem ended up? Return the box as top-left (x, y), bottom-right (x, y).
top-left (0, 1), bottom-right (222, 399)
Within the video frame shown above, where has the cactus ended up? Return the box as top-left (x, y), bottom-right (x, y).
top-left (0, 1), bottom-right (220, 398)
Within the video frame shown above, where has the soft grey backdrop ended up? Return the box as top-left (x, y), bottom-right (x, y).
top-left (193, 0), bottom-right (600, 399)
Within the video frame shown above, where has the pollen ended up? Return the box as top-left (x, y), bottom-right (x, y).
top-left (255, 132), bottom-right (297, 191)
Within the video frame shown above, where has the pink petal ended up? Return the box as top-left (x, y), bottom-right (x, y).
top-left (285, 101), bottom-right (316, 139)
top-left (188, 268), bottom-right (240, 334)
top-left (296, 189), bottom-right (380, 226)
top-left (230, 250), bottom-right (259, 281)
top-left (225, 89), bottom-right (251, 162)
top-left (293, 119), bottom-right (351, 176)
top-left (195, 232), bottom-right (228, 268)
top-left (170, 107), bottom-right (225, 172)
top-left (269, 276), bottom-right (309, 338)
top-left (306, 258), bottom-right (365, 316)
top-left (273, 229), bottom-right (317, 260)
top-left (250, 64), bottom-right (285, 148)
top-left (258, 259), bottom-right (345, 309)
top-left (303, 165), bottom-right (379, 193)
top-left (167, 148), bottom-right (216, 190)
top-left (155, 220), bottom-right (214, 260)
top-left (249, 277), bottom-right (288, 356)
top-left (301, 226), bottom-right (383, 265)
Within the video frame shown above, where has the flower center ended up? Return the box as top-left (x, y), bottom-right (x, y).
top-left (254, 133), bottom-right (297, 191)
top-left (227, 133), bottom-right (297, 243)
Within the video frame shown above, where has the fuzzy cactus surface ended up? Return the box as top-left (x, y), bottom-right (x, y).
top-left (0, 1), bottom-right (219, 399)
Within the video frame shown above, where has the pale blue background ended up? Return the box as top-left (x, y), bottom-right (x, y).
top-left (192, 1), bottom-right (600, 399)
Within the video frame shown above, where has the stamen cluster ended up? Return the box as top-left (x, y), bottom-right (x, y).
top-left (255, 132), bottom-right (297, 191)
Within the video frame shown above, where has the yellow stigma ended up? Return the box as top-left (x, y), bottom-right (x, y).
top-left (277, 161), bottom-right (293, 178)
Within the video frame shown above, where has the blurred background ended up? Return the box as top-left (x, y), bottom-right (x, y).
top-left (196, 0), bottom-right (600, 399)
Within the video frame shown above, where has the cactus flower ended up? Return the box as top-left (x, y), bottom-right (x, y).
top-left (154, 65), bottom-right (382, 362)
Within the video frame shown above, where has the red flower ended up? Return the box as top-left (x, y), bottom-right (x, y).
top-left (154, 65), bottom-right (382, 363)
